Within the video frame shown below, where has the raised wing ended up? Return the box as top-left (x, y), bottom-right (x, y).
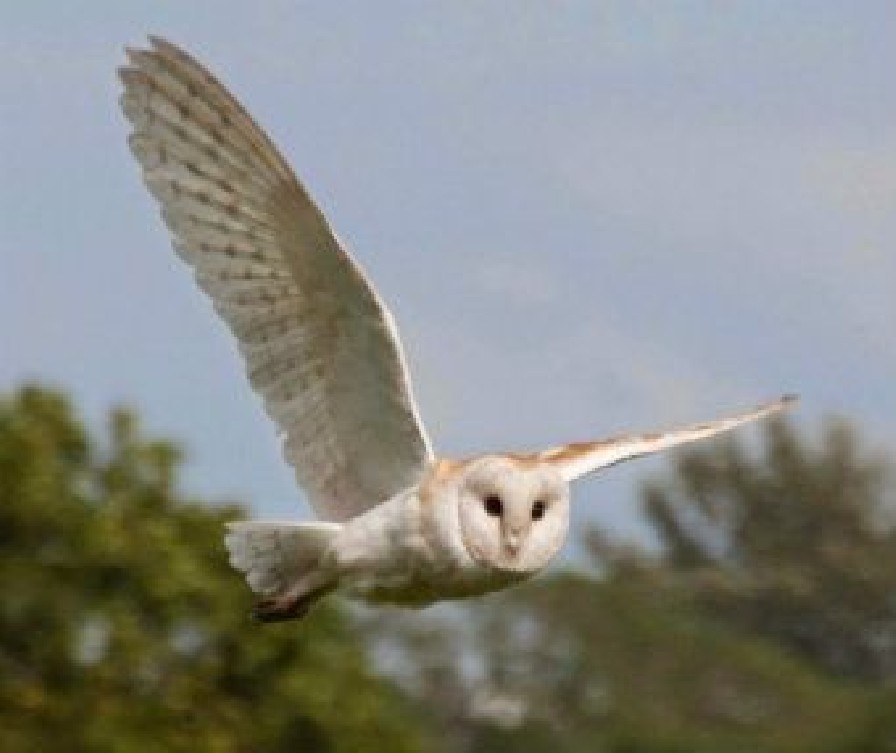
top-left (538, 395), bottom-right (796, 482)
top-left (119, 37), bottom-right (433, 521)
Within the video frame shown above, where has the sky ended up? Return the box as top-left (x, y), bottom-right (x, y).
top-left (2, 3), bottom-right (895, 546)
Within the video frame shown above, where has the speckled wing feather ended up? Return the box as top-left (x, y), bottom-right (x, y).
top-left (539, 395), bottom-right (796, 482)
top-left (119, 37), bottom-right (433, 521)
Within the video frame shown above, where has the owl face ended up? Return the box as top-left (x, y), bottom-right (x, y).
top-left (456, 456), bottom-right (569, 574)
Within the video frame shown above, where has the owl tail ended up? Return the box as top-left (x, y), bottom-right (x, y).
top-left (224, 521), bottom-right (341, 622)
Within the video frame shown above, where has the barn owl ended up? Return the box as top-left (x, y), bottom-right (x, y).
top-left (119, 38), bottom-right (795, 621)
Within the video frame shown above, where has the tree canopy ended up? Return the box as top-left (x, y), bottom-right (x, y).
top-left (643, 417), bottom-right (896, 682)
top-left (3, 385), bottom-right (895, 752)
top-left (0, 385), bottom-right (428, 753)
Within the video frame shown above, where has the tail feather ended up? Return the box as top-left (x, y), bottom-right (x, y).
top-left (224, 521), bottom-right (340, 596)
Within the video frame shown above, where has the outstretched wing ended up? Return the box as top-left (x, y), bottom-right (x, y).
top-left (119, 37), bottom-right (433, 521)
top-left (538, 395), bottom-right (796, 482)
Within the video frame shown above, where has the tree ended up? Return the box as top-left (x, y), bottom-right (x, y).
top-left (7, 384), bottom-right (896, 752)
top-left (0, 384), bottom-right (428, 753)
top-left (370, 568), bottom-right (896, 753)
top-left (643, 416), bottom-right (896, 683)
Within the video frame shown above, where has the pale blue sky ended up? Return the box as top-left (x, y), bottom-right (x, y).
top-left (2, 3), bottom-right (894, 544)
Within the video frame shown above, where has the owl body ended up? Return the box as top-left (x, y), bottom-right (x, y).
top-left (332, 499), bottom-right (525, 607)
top-left (326, 485), bottom-right (467, 607)
top-left (328, 458), bottom-right (556, 606)
top-left (120, 39), bottom-right (795, 623)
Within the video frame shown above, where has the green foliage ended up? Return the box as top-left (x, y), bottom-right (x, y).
top-left (0, 385), bottom-right (427, 753)
top-left (374, 568), bottom-right (896, 753)
top-left (4, 385), bottom-right (896, 752)
top-left (643, 417), bottom-right (896, 682)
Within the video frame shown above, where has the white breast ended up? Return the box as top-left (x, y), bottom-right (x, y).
top-left (328, 484), bottom-right (519, 606)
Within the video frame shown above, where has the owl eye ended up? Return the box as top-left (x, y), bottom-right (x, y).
top-left (531, 500), bottom-right (546, 521)
top-left (483, 495), bottom-right (503, 517)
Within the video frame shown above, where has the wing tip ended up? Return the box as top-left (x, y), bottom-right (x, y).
top-left (123, 44), bottom-right (153, 67)
top-left (120, 36), bottom-right (177, 67)
top-left (770, 393), bottom-right (799, 412)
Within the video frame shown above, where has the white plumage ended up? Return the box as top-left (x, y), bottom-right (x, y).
top-left (120, 37), bottom-right (431, 524)
top-left (120, 39), bottom-right (795, 622)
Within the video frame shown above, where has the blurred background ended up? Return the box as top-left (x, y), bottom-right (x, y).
top-left (2, 3), bottom-right (894, 751)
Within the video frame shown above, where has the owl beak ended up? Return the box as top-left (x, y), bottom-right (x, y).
top-left (504, 533), bottom-right (521, 556)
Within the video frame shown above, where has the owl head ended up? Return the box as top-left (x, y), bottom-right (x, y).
top-left (454, 456), bottom-right (570, 574)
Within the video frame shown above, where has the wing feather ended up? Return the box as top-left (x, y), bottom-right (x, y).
top-left (120, 38), bottom-right (433, 520)
top-left (539, 395), bottom-right (797, 482)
